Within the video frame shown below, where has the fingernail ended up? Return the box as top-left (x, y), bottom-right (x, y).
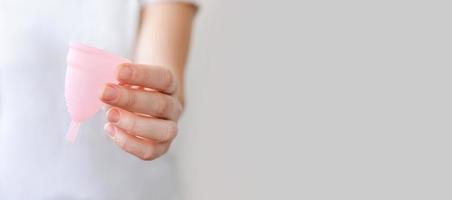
top-left (118, 65), bottom-right (133, 80)
top-left (104, 123), bottom-right (116, 137)
top-left (101, 85), bottom-right (118, 101)
top-left (107, 108), bottom-right (120, 123)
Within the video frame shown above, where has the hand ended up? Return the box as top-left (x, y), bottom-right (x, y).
top-left (100, 63), bottom-right (183, 160)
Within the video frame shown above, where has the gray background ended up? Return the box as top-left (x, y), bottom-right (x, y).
top-left (175, 0), bottom-right (452, 199)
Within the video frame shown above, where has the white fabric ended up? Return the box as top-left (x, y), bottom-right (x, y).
top-left (0, 0), bottom-right (194, 199)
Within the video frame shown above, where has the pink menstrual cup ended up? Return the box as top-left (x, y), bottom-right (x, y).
top-left (65, 42), bottom-right (130, 142)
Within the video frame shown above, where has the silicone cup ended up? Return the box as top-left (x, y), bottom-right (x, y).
top-left (65, 42), bottom-right (130, 142)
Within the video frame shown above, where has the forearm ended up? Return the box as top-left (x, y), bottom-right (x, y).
top-left (133, 3), bottom-right (196, 105)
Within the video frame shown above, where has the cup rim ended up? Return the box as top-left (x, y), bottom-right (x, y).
top-left (69, 42), bottom-right (128, 62)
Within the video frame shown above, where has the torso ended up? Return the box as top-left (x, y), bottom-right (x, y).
top-left (0, 1), bottom-right (176, 199)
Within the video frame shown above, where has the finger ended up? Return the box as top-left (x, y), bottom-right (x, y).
top-left (104, 123), bottom-right (170, 160)
top-left (100, 84), bottom-right (182, 121)
top-left (106, 107), bottom-right (178, 142)
top-left (117, 63), bottom-right (177, 94)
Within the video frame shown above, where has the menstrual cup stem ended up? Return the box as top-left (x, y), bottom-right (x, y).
top-left (66, 121), bottom-right (80, 142)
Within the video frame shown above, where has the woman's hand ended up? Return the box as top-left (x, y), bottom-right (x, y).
top-left (100, 63), bottom-right (183, 161)
top-left (101, 2), bottom-right (196, 160)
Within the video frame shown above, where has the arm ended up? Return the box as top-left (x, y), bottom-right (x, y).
top-left (100, 3), bottom-right (196, 160)
top-left (135, 3), bottom-right (197, 105)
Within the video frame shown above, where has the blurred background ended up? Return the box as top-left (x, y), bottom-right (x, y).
top-left (175, 0), bottom-right (452, 199)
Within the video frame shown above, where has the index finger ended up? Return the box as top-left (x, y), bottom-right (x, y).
top-left (116, 63), bottom-right (177, 94)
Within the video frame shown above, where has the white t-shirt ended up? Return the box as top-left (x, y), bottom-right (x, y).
top-left (0, 0), bottom-right (196, 199)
